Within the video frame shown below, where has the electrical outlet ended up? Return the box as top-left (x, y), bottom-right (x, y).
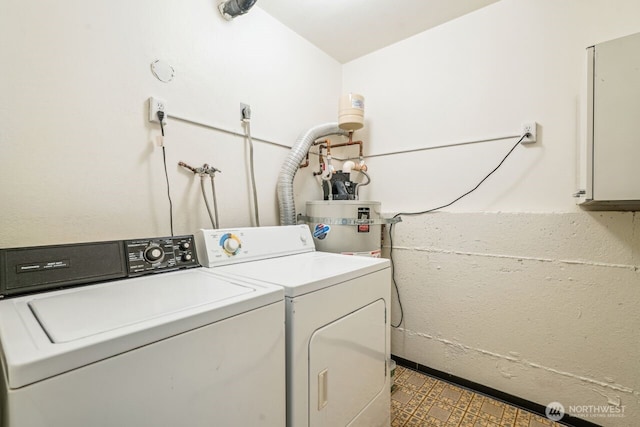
top-left (521, 121), bottom-right (537, 143)
top-left (240, 103), bottom-right (251, 121)
top-left (149, 97), bottom-right (167, 124)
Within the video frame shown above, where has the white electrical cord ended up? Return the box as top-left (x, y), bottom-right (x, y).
top-left (243, 119), bottom-right (260, 227)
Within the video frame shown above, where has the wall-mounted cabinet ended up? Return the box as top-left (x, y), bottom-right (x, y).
top-left (581, 32), bottom-right (640, 210)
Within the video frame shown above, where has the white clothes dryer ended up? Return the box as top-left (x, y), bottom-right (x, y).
top-left (0, 236), bottom-right (286, 427)
top-left (196, 225), bottom-right (391, 427)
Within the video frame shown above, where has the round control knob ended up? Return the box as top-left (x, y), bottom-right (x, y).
top-left (180, 242), bottom-right (191, 250)
top-left (223, 238), bottom-right (240, 254)
top-left (181, 253), bottom-right (193, 262)
top-left (144, 245), bottom-right (164, 263)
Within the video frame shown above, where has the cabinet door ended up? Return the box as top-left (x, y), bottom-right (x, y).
top-left (591, 32), bottom-right (640, 202)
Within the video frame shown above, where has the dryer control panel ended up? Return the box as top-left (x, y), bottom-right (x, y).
top-left (195, 225), bottom-right (314, 267)
top-left (125, 235), bottom-right (199, 276)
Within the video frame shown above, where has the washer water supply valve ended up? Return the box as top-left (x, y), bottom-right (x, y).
top-left (179, 161), bottom-right (222, 229)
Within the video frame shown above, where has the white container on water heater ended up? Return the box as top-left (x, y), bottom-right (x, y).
top-left (305, 200), bottom-right (382, 257)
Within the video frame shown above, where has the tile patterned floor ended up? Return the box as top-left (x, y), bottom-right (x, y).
top-left (391, 365), bottom-right (564, 427)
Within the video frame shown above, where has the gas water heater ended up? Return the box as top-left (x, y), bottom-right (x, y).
top-left (299, 94), bottom-right (399, 257)
top-left (304, 200), bottom-right (384, 257)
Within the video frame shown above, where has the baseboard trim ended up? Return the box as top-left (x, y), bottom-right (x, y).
top-left (391, 354), bottom-right (602, 427)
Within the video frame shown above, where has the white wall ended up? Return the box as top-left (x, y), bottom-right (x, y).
top-left (343, 0), bottom-right (640, 425)
top-left (0, 0), bottom-right (341, 247)
top-left (345, 0), bottom-right (640, 213)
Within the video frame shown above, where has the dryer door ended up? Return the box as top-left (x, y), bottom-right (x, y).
top-left (309, 299), bottom-right (386, 426)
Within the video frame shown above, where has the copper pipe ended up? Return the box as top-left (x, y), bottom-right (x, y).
top-left (311, 136), bottom-right (367, 173)
top-left (326, 140), bottom-right (363, 156)
top-left (299, 151), bottom-right (310, 168)
top-left (313, 137), bottom-right (364, 157)
top-left (312, 139), bottom-right (332, 155)
top-left (311, 139), bottom-right (327, 173)
top-left (178, 161), bottom-right (198, 173)
top-left (313, 146), bottom-right (325, 176)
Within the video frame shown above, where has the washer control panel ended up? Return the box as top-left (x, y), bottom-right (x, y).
top-left (125, 235), bottom-right (199, 275)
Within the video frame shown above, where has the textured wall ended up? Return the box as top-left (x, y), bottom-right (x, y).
top-left (387, 213), bottom-right (639, 423)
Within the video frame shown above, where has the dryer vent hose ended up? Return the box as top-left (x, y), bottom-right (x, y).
top-left (277, 123), bottom-right (348, 225)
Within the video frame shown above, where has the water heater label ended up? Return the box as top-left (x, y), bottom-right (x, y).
top-left (357, 207), bottom-right (370, 233)
top-left (313, 224), bottom-right (331, 240)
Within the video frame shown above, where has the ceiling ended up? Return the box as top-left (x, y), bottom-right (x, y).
top-left (258, 0), bottom-right (500, 63)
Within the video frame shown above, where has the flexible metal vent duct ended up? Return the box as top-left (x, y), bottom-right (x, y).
top-left (277, 123), bottom-right (347, 225)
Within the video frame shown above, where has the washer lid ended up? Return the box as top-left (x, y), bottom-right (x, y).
top-left (0, 268), bottom-right (283, 388)
top-left (213, 252), bottom-right (389, 297)
top-left (29, 270), bottom-right (253, 343)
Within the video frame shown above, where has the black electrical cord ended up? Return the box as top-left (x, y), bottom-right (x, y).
top-left (389, 133), bottom-right (527, 328)
top-left (162, 146), bottom-right (174, 236)
top-left (157, 111), bottom-right (174, 236)
top-left (388, 223), bottom-right (404, 328)
top-left (158, 111), bottom-right (165, 137)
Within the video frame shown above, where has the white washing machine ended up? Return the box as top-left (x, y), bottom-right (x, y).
top-left (195, 225), bottom-right (391, 427)
top-left (0, 236), bottom-right (285, 427)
